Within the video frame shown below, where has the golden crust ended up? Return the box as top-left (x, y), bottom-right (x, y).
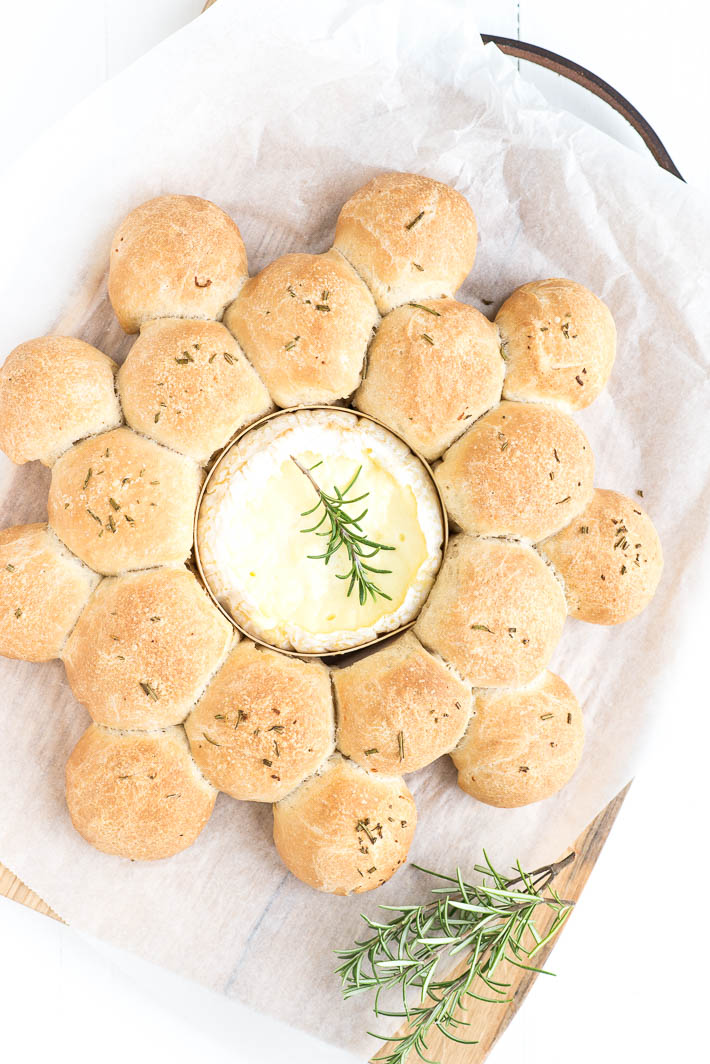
top-left (451, 671), bottom-right (584, 807)
top-left (108, 195), bottom-right (248, 333)
top-left (334, 631), bottom-right (472, 774)
top-left (273, 755), bottom-right (416, 895)
top-left (185, 641), bottom-right (334, 802)
top-left (353, 299), bottom-right (503, 460)
top-left (47, 427), bottom-right (201, 575)
top-left (435, 400), bottom-right (594, 541)
top-left (540, 489), bottom-right (663, 624)
top-left (0, 524), bottom-right (99, 662)
top-left (497, 278), bottom-right (616, 410)
top-left (65, 724), bottom-right (216, 860)
top-left (0, 336), bottom-right (121, 466)
top-left (415, 535), bottom-right (566, 687)
top-left (118, 319), bottom-right (272, 463)
top-left (333, 171), bottom-right (477, 314)
top-left (223, 250), bottom-right (379, 407)
top-left (63, 568), bottom-right (233, 729)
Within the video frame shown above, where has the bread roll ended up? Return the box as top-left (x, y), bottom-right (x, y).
top-left (415, 535), bottom-right (566, 687)
top-left (63, 568), bottom-right (233, 729)
top-left (435, 400), bottom-right (594, 541)
top-left (185, 641), bottom-right (333, 802)
top-left (0, 524), bottom-right (98, 661)
top-left (333, 171), bottom-right (477, 314)
top-left (497, 278), bottom-right (616, 410)
top-left (334, 631), bottom-right (472, 774)
top-left (451, 671), bottom-right (584, 807)
top-left (353, 299), bottom-right (503, 460)
top-left (223, 250), bottom-right (378, 407)
top-left (540, 488), bottom-right (663, 624)
top-left (65, 723), bottom-right (216, 860)
top-left (0, 336), bottom-right (121, 466)
top-left (273, 755), bottom-right (416, 894)
top-left (118, 319), bottom-right (272, 463)
top-left (48, 427), bottom-right (201, 575)
top-left (108, 195), bottom-right (248, 333)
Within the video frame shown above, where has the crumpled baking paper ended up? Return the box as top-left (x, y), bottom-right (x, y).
top-left (1, 0), bottom-right (709, 1056)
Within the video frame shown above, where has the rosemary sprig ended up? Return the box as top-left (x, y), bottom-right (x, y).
top-left (336, 851), bottom-right (575, 1064)
top-left (290, 456), bottom-right (395, 606)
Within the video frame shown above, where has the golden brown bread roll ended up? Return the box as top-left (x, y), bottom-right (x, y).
top-left (0, 523), bottom-right (99, 661)
top-left (47, 427), bottom-right (201, 575)
top-left (63, 568), bottom-right (233, 729)
top-left (353, 299), bottom-right (503, 460)
top-left (333, 631), bottom-right (472, 774)
top-left (435, 400), bottom-right (594, 541)
top-left (497, 278), bottom-right (616, 410)
top-left (223, 250), bottom-right (379, 407)
top-left (415, 534), bottom-right (566, 687)
top-left (540, 488), bottom-right (663, 624)
top-left (451, 671), bottom-right (584, 807)
top-left (273, 754), bottom-right (416, 894)
top-left (65, 723), bottom-right (216, 860)
top-left (0, 336), bottom-right (121, 466)
top-left (185, 641), bottom-right (334, 802)
top-left (108, 195), bottom-right (248, 333)
top-left (333, 171), bottom-right (477, 314)
top-left (118, 319), bottom-right (272, 463)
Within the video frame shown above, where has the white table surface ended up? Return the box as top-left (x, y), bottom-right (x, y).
top-left (1, 2), bottom-right (708, 1063)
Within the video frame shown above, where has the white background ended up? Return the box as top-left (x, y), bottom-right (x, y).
top-left (0, 2), bottom-right (707, 1063)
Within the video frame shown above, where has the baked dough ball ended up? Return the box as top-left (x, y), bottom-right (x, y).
top-left (415, 535), bottom-right (566, 687)
top-left (108, 195), bottom-right (248, 333)
top-left (48, 427), bottom-right (201, 575)
top-left (435, 401), bottom-right (594, 541)
top-left (118, 319), bottom-right (272, 463)
top-left (540, 489), bottom-right (663, 624)
top-left (63, 568), bottom-right (233, 729)
top-left (0, 524), bottom-right (98, 662)
top-left (353, 299), bottom-right (503, 460)
top-left (334, 631), bottom-right (472, 774)
top-left (185, 641), bottom-right (333, 802)
top-left (223, 250), bottom-right (378, 407)
top-left (273, 755), bottom-right (416, 894)
top-left (451, 671), bottom-right (584, 807)
top-left (333, 171), bottom-right (477, 314)
top-left (0, 336), bottom-right (121, 466)
top-left (65, 724), bottom-right (216, 860)
top-left (497, 278), bottom-right (616, 410)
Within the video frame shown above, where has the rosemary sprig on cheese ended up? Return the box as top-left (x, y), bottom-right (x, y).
top-left (290, 456), bottom-right (396, 606)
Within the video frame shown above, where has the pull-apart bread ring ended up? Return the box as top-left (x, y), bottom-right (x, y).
top-left (63, 567), bottom-right (233, 730)
top-left (185, 641), bottom-right (334, 802)
top-left (0, 523), bottom-right (99, 661)
top-left (273, 754), bottom-right (417, 895)
top-left (65, 724), bottom-right (216, 861)
top-left (497, 278), bottom-right (616, 410)
top-left (353, 298), bottom-right (503, 461)
top-left (108, 194), bottom-right (248, 333)
top-left (451, 670), bottom-right (584, 807)
top-left (540, 488), bottom-right (663, 624)
top-left (47, 427), bottom-right (201, 575)
top-left (435, 400), bottom-right (594, 542)
top-left (118, 319), bottom-right (272, 464)
top-left (415, 535), bottom-right (566, 688)
top-left (333, 171), bottom-right (477, 314)
top-left (0, 336), bottom-right (121, 466)
top-left (333, 631), bottom-right (472, 774)
top-left (224, 249), bottom-right (379, 407)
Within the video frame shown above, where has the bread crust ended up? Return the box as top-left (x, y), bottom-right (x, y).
top-left (354, 299), bottom-right (503, 460)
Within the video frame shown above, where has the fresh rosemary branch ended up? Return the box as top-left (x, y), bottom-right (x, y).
top-left (335, 851), bottom-right (575, 1064)
top-left (290, 456), bottom-right (395, 606)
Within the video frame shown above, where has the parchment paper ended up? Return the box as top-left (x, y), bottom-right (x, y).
top-left (1, 0), bottom-right (709, 1055)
